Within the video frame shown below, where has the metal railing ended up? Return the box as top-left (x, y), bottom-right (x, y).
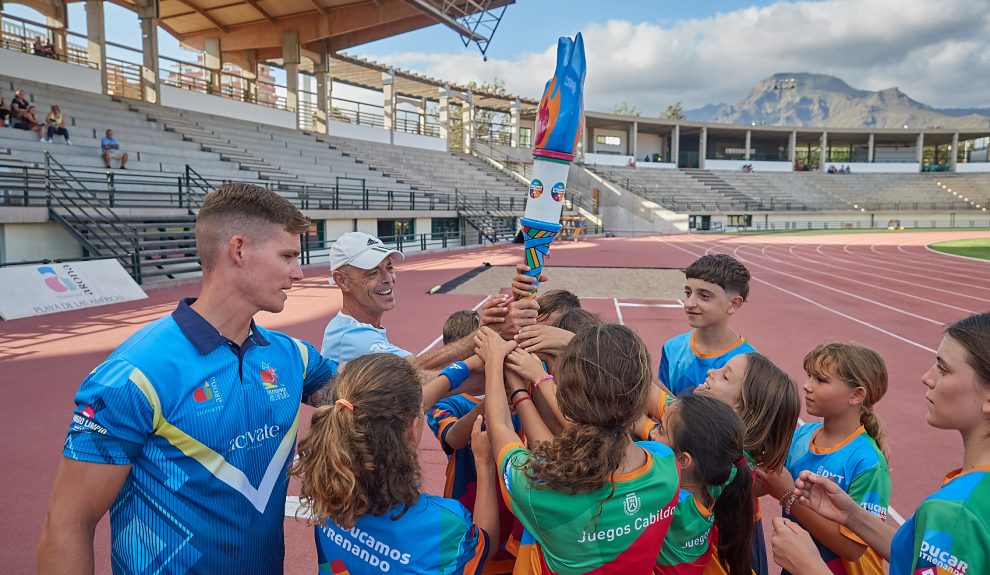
top-left (0, 12), bottom-right (95, 68)
top-left (331, 97), bottom-right (385, 128)
top-left (300, 229), bottom-right (470, 265)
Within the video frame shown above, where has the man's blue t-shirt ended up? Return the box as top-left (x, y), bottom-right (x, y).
top-left (62, 299), bottom-right (338, 574)
top-left (658, 330), bottom-right (756, 395)
top-left (321, 311), bottom-right (411, 365)
top-left (101, 136), bottom-right (120, 151)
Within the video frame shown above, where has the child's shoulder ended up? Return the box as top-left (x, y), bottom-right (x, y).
top-left (793, 421), bottom-right (822, 445)
top-left (415, 493), bottom-right (473, 525)
top-left (662, 330), bottom-right (693, 350)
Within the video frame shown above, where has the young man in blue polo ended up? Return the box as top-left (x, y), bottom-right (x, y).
top-left (38, 183), bottom-right (339, 574)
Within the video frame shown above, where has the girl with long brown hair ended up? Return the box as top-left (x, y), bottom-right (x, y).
top-left (475, 323), bottom-right (680, 574)
top-left (291, 353), bottom-right (497, 574)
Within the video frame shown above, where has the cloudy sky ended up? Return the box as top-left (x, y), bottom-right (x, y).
top-left (353, 0), bottom-right (990, 114)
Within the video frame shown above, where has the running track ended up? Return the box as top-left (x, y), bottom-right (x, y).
top-left (2, 231), bottom-right (988, 573)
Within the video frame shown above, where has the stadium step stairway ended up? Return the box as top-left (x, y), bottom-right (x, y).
top-left (681, 169), bottom-right (756, 205)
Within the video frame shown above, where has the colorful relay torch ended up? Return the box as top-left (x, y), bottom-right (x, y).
top-left (519, 33), bottom-right (587, 299)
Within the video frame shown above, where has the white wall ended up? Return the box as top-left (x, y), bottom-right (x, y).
top-left (330, 120), bottom-right (448, 152)
top-left (639, 162), bottom-right (678, 170)
top-left (955, 163), bottom-right (990, 173)
top-left (1, 222), bottom-right (81, 262)
top-left (394, 131), bottom-right (446, 151)
top-left (584, 153), bottom-right (634, 166)
top-left (591, 128), bottom-right (626, 154)
top-left (0, 50), bottom-right (102, 94)
top-left (841, 162), bottom-right (919, 173)
top-left (160, 85), bottom-right (296, 129)
top-left (636, 133), bottom-right (662, 158)
top-left (705, 159), bottom-right (793, 172)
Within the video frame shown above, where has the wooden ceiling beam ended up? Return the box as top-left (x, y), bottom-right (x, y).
top-left (243, 0), bottom-right (276, 24)
top-left (174, 0), bottom-right (229, 33)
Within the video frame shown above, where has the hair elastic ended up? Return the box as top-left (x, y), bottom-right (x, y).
top-left (533, 374), bottom-right (554, 389)
top-left (335, 399), bottom-right (355, 412)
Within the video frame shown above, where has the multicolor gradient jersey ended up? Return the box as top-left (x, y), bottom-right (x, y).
top-left (888, 466), bottom-right (990, 575)
top-left (62, 299), bottom-right (338, 574)
top-left (498, 440), bottom-right (679, 574)
top-left (783, 423), bottom-right (891, 575)
top-left (659, 331), bottom-right (756, 396)
top-left (314, 494), bottom-right (489, 574)
top-left (654, 488), bottom-right (716, 574)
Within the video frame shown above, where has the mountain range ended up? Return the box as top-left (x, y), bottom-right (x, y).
top-left (684, 73), bottom-right (990, 130)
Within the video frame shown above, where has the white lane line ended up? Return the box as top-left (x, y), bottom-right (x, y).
top-left (618, 302), bottom-right (684, 308)
top-left (417, 295), bottom-right (491, 354)
top-left (613, 298), bottom-right (625, 325)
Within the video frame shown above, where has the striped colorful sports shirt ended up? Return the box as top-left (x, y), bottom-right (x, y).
top-left (62, 299), bottom-right (338, 574)
top-left (498, 440), bottom-right (680, 574)
top-left (784, 423), bottom-right (891, 575)
top-left (427, 394), bottom-right (521, 573)
top-left (654, 489), bottom-right (716, 574)
top-left (314, 494), bottom-right (489, 574)
top-left (659, 331), bottom-right (756, 396)
top-left (889, 466), bottom-right (990, 575)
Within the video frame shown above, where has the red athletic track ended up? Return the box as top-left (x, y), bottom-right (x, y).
top-left (2, 231), bottom-right (988, 574)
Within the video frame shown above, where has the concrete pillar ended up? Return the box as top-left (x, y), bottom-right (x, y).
top-left (282, 30), bottom-right (300, 114)
top-left (510, 98), bottom-right (521, 148)
top-left (203, 37), bottom-right (221, 94)
top-left (418, 97), bottom-right (427, 136)
top-left (699, 126), bottom-right (707, 169)
top-left (950, 132), bottom-right (959, 172)
top-left (47, 0), bottom-right (68, 59)
top-left (867, 133), bottom-right (875, 163)
top-left (672, 124), bottom-right (680, 167)
top-left (916, 132), bottom-right (925, 164)
top-left (462, 90), bottom-right (474, 154)
top-left (137, 2), bottom-right (160, 104)
top-left (85, 0), bottom-right (108, 94)
top-left (578, 115), bottom-right (587, 159)
top-left (438, 86), bottom-right (450, 142)
top-left (382, 70), bottom-right (396, 143)
top-left (744, 129), bottom-right (752, 160)
top-left (241, 49), bottom-right (258, 103)
top-left (788, 130), bottom-right (797, 165)
top-left (629, 120), bottom-right (638, 159)
top-left (315, 55), bottom-right (330, 134)
top-left (819, 131), bottom-right (828, 172)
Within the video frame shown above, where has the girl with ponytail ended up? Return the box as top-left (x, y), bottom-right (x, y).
top-left (758, 342), bottom-right (891, 575)
top-left (651, 394), bottom-right (754, 574)
top-left (291, 353), bottom-right (496, 574)
top-left (475, 324), bottom-right (680, 574)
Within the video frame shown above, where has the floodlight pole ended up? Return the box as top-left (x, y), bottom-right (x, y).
top-left (774, 78), bottom-right (796, 126)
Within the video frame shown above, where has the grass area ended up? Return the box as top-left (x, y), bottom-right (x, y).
top-left (928, 238), bottom-right (990, 261)
top-left (732, 227), bottom-right (990, 236)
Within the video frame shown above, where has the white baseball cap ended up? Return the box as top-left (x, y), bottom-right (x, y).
top-left (328, 232), bottom-right (404, 284)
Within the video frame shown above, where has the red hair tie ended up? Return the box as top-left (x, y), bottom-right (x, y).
top-left (335, 399), bottom-right (355, 412)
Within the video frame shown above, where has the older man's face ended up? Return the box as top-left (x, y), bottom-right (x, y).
top-left (337, 256), bottom-right (397, 317)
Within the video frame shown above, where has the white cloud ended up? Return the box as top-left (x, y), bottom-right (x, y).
top-left (369, 0), bottom-right (990, 114)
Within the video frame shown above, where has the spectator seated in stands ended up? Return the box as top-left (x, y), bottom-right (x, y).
top-left (43, 105), bottom-right (71, 144)
top-left (9, 90), bottom-right (29, 121)
top-left (43, 40), bottom-right (58, 59)
top-left (14, 105), bottom-right (46, 140)
top-left (0, 88), bottom-right (11, 127)
top-left (627, 156), bottom-right (637, 167)
top-left (32, 36), bottom-right (45, 56)
top-left (100, 128), bottom-right (128, 169)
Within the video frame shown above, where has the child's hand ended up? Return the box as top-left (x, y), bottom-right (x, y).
top-left (479, 294), bottom-right (510, 328)
top-left (511, 264), bottom-right (549, 299)
top-left (506, 347), bottom-right (548, 384)
top-left (514, 324), bottom-right (574, 354)
top-left (504, 367), bottom-right (529, 395)
top-left (474, 326), bottom-right (517, 364)
top-left (755, 466), bottom-right (796, 501)
top-left (470, 415), bottom-right (492, 464)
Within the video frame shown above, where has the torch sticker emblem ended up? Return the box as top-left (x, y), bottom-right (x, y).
top-left (551, 182), bottom-right (565, 202)
top-left (529, 179), bottom-right (544, 199)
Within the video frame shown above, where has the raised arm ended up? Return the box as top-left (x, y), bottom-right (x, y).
top-left (474, 327), bottom-right (520, 454)
top-left (470, 415), bottom-right (499, 552)
top-left (38, 459), bottom-right (131, 575)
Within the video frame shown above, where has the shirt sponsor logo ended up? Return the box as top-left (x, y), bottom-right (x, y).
top-left (228, 424), bottom-right (281, 452)
top-left (578, 501), bottom-right (675, 543)
top-left (261, 363), bottom-right (289, 401)
top-left (320, 523), bottom-right (412, 572)
top-left (72, 399), bottom-right (108, 435)
top-left (919, 540), bottom-right (969, 575)
top-left (193, 377), bottom-right (223, 416)
top-left (815, 465), bottom-right (845, 484)
top-left (624, 492), bottom-right (641, 516)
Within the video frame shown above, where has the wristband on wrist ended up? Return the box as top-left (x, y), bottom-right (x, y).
top-left (511, 394), bottom-right (532, 410)
top-left (439, 361), bottom-right (470, 391)
top-left (509, 388), bottom-right (529, 401)
top-left (780, 492), bottom-right (799, 515)
top-left (533, 374), bottom-right (554, 389)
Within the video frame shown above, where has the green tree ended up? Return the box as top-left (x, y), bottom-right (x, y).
top-left (466, 78), bottom-right (510, 145)
top-left (659, 101), bottom-right (685, 120)
top-left (612, 101), bottom-right (641, 117)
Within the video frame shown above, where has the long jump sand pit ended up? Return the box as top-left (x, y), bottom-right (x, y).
top-left (445, 266), bottom-right (686, 300)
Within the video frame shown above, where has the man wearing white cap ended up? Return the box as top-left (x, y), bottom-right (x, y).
top-left (321, 232), bottom-right (480, 371)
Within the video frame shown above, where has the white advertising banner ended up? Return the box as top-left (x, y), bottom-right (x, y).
top-left (0, 259), bottom-right (147, 320)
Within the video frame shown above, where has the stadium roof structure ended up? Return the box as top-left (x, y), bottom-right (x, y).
top-left (100, 0), bottom-right (514, 59)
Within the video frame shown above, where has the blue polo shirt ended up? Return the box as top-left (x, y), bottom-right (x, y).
top-left (63, 298), bottom-right (337, 574)
top-left (321, 311), bottom-right (411, 365)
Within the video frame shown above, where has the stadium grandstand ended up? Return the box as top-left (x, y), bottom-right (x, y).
top-left (1, 0), bottom-right (989, 285)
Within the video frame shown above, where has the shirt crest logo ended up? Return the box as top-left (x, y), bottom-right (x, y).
top-left (261, 362), bottom-right (289, 401)
top-left (624, 492), bottom-right (641, 516)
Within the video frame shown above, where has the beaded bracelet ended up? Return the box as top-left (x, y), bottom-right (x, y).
top-left (533, 374), bottom-right (554, 389)
top-left (780, 492), bottom-right (799, 515)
